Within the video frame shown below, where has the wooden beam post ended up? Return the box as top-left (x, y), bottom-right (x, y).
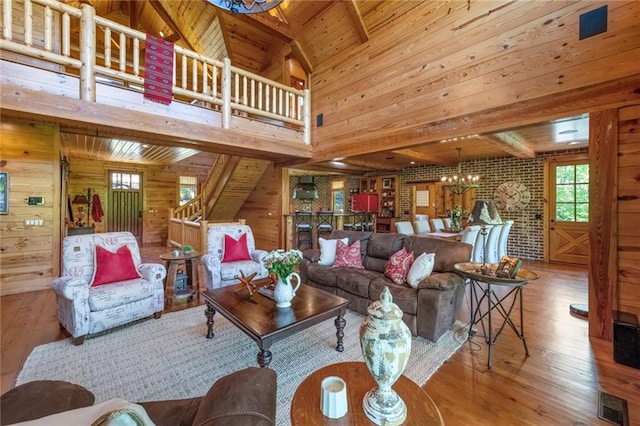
top-left (79, 4), bottom-right (96, 101)
top-left (588, 109), bottom-right (618, 341)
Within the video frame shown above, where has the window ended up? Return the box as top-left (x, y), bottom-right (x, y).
top-left (111, 172), bottom-right (140, 190)
top-left (179, 176), bottom-right (197, 206)
top-left (331, 179), bottom-right (345, 213)
top-left (555, 164), bottom-right (589, 222)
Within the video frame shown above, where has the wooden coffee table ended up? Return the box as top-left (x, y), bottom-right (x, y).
top-left (291, 362), bottom-right (444, 425)
top-left (200, 280), bottom-right (350, 368)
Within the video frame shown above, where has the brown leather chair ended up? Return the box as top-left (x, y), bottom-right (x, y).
top-left (0, 367), bottom-right (276, 426)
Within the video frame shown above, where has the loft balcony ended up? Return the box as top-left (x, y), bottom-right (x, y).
top-left (0, 0), bottom-right (312, 163)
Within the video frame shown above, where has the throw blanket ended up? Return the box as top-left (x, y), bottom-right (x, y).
top-left (92, 194), bottom-right (104, 223)
top-left (144, 34), bottom-right (174, 104)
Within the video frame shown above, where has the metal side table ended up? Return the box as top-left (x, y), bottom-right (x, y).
top-left (454, 262), bottom-right (538, 369)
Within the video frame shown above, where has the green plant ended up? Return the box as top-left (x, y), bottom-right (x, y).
top-left (182, 244), bottom-right (193, 253)
top-left (263, 249), bottom-right (303, 281)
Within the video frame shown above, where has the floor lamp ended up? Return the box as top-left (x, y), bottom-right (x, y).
top-left (468, 200), bottom-right (502, 274)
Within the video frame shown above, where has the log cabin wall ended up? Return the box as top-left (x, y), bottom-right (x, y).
top-left (617, 105), bottom-right (640, 324)
top-left (0, 119), bottom-right (61, 295)
top-left (67, 152), bottom-right (218, 246)
top-left (310, 1), bottom-right (640, 160)
top-left (236, 164), bottom-right (284, 252)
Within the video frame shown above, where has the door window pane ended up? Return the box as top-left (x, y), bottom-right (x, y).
top-left (555, 164), bottom-right (589, 222)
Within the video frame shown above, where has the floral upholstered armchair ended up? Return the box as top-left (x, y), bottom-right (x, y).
top-left (51, 232), bottom-right (166, 345)
top-left (201, 224), bottom-right (268, 290)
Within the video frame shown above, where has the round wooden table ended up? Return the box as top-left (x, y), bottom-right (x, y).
top-left (290, 362), bottom-right (443, 425)
top-left (159, 250), bottom-right (201, 309)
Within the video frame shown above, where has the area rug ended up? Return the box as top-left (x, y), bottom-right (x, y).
top-left (17, 307), bottom-right (467, 425)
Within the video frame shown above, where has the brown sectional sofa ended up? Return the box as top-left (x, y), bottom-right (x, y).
top-left (300, 230), bottom-right (472, 342)
top-left (0, 367), bottom-right (276, 426)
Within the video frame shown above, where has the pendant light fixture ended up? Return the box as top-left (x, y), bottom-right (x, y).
top-left (440, 147), bottom-right (480, 195)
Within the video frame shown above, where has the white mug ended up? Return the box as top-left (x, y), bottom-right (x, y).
top-left (320, 376), bottom-right (348, 419)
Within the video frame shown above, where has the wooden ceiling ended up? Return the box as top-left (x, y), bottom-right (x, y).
top-left (59, 0), bottom-right (591, 171)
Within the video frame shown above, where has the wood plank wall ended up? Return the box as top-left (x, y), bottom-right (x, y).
top-left (235, 163), bottom-right (284, 252)
top-left (589, 103), bottom-right (640, 339)
top-left (0, 119), bottom-right (61, 295)
top-left (67, 152), bottom-right (219, 245)
top-left (616, 104), bottom-right (640, 322)
top-left (311, 1), bottom-right (640, 158)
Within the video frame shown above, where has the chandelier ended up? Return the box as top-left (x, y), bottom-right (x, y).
top-left (440, 147), bottom-right (479, 195)
top-left (207, 0), bottom-right (282, 14)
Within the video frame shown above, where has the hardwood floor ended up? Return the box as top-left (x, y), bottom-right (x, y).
top-left (1, 246), bottom-right (638, 425)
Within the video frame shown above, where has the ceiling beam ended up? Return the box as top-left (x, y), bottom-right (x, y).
top-left (147, 0), bottom-right (196, 51)
top-left (288, 40), bottom-right (313, 74)
top-left (341, 158), bottom-right (404, 172)
top-left (235, 13), bottom-right (313, 74)
top-left (484, 133), bottom-right (536, 158)
top-left (342, 0), bottom-right (369, 43)
top-left (215, 11), bottom-right (235, 63)
top-left (391, 148), bottom-right (455, 166)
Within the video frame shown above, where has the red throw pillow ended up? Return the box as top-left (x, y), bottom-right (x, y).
top-left (332, 239), bottom-right (364, 269)
top-left (91, 245), bottom-right (142, 286)
top-left (222, 233), bottom-right (251, 262)
top-left (384, 247), bottom-right (414, 285)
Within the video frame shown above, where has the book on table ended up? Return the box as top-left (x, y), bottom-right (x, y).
top-left (258, 283), bottom-right (277, 300)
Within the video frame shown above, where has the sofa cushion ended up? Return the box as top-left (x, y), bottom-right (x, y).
top-left (369, 278), bottom-right (419, 315)
top-left (329, 230), bottom-right (371, 258)
top-left (418, 271), bottom-right (466, 290)
top-left (88, 279), bottom-right (154, 311)
top-left (407, 252), bottom-right (435, 288)
top-left (91, 245), bottom-right (142, 287)
top-left (220, 260), bottom-right (264, 282)
top-left (336, 268), bottom-right (382, 298)
top-left (384, 247), bottom-right (414, 285)
top-left (333, 240), bottom-right (364, 268)
top-left (222, 233), bottom-right (251, 262)
top-left (404, 236), bottom-right (472, 272)
top-left (318, 237), bottom-right (348, 266)
top-left (306, 263), bottom-right (341, 288)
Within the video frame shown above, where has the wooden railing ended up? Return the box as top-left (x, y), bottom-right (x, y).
top-left (167, 218), bottom-right (245, 252)
top-left (171, 195), bottom-right (204, 222)
top-left (0, 0), bottom-right (311, 143)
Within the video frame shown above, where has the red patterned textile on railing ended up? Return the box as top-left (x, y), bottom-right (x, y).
top-left (144, 34), bottom-right (174, 104)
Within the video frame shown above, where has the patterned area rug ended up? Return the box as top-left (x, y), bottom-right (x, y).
top-left (17, 307), bottom-right (467, 425)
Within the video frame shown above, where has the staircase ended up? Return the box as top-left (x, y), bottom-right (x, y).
top-left (170, 155), bottom-right (271, 222)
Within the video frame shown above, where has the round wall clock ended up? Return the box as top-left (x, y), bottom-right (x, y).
top-left (493, 181), bottom-right (531, 212)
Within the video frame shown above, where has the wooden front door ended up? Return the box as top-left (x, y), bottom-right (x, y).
top-left (108, 170), bottom-right (142, 241)
top-left (546, 156), bottom-right (590, 265)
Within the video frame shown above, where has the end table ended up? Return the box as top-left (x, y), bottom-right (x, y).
top-left (454, 262), bottom-right (538, 369)
top-left (160, 250), bottom-right (202, 309)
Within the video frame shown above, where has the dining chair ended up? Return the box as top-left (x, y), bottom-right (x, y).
top-left (443, 218), bottom-right (453, 229)
top-left (484, 224), bottom-right (504, 263)
top-left (394, 221), bottom-right (415, 235)
top-left (497, 220), bottom-right (514, 260)
top-left (413, 220), bottom-right (431, 234)
top-left (460, 225), bottom-right (481, 260)
top-left (429, 218), bottom-right (445, 232)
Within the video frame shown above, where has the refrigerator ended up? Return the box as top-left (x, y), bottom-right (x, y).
top-left (352, 193), bottom-right (378, 212)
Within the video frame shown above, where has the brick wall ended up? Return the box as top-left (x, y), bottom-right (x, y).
top-left (398, 148), bottom-right (587, 260)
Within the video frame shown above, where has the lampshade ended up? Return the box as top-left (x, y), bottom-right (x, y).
top-left (468, 200), bottom-right (502, 226)
top-left (72, 194), bottom-right (89, 204)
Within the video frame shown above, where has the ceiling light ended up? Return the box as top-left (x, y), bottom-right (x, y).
top-left (207, 0), bottom-right (282, 14)
top-left (440, 147), bottom-right (479, 195)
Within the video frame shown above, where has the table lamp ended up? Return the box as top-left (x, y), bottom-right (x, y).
top-left (467, 199), bottom-right (502, 273)
top-left (72, 191), bottom-right (91, 227)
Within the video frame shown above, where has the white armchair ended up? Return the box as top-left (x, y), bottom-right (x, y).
top-left (201, 224), bottom-right (268, 290)
top-left (52, 232), bottom-right (166, 345)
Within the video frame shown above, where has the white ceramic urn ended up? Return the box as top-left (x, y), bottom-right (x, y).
top-left (359, 286), bottom-right (412, 426)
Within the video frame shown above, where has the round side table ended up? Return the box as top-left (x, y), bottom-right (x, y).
top-left (159, 250), bottom-right (201, 309)
top-left (290, 361), bottom-right (443, 425)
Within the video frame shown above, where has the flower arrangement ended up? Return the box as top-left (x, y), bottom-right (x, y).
top-left (263, 248), bottom-right (303, 281)
top-left (451, 205), bottom-right (463, 231)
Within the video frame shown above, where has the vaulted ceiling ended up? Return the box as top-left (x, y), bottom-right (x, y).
top-left (60, 0), bottom-right (591, 172)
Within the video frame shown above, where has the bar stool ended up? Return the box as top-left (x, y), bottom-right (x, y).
top-left (316, 211), bottom-right (334, 241)
top-left (294, 212), bottom-right (313, 250)
top-left (353, 212), bottom-right (369, 231)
